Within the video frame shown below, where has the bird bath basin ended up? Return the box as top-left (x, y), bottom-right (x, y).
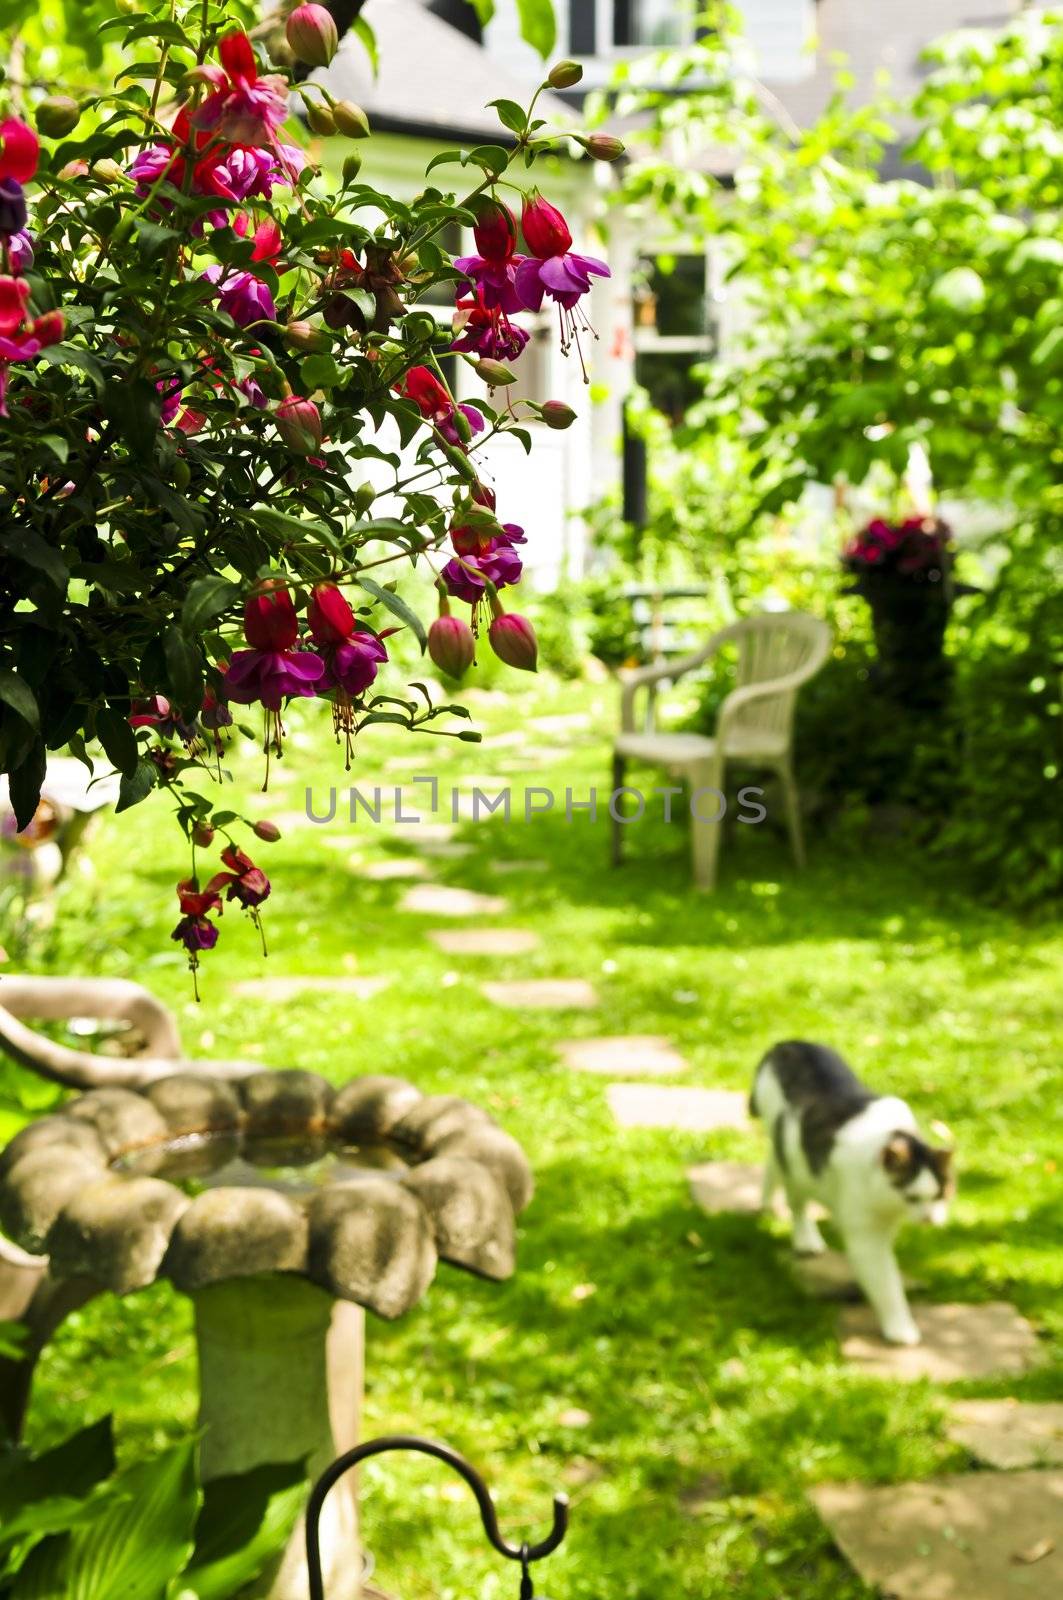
top-left (0, 1065), bottom-right (533, 1600)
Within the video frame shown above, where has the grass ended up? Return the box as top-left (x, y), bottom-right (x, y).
top-left (3, 671), bottom-right (1062, 1600)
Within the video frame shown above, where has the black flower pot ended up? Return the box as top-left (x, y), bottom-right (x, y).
top-left (861, 572), bottom-right (952, 712)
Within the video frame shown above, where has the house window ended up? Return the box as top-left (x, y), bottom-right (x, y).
top-left (569, 0), bottom-right (695, 56)
top-left (632, 252), bottom-right (717, 424)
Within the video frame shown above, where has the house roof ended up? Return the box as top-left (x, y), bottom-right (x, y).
top-left (316, 0), bottom-right (573, 144)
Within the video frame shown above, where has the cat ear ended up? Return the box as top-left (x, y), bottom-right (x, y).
top-left (882, 1133), bottom-right (914, 1176)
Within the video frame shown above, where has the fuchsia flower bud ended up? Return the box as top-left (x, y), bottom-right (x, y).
top-left (488, 613), bottom-right (538, 673)
top-left (473, 200), bottom-right (518, 263)
top-left (36, 97), bottom-right (82, 139)
top-left (253, 819), bottom-right (282, 841)
top-left (428, 615), bottom-right (475, 679)
top-left (275, 394), bottom-right (322, 454)
top-left (0, 118), bottom-right (39, 184)
top-left (307, 582), bottom-right (356, 645)
top-left (584, 134), bottom-right (625, 162)
top-left (521, 193), bottom-right (572, 258)
top-left (244, 583), bottom-right (299, 651)
top-left (547, 60), bottom-right (584, 89)
top-left (286, 4), bottom-right (339, 68)
top-left (192, 822), bottom-right (215, 847)
top-left (540, 400), bottom-right (577, 430)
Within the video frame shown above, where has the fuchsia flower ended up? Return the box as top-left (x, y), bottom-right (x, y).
top-left (171, 880), bottom-right (223, 976)
top-left (454, 200), bottom-right (526, 314)
top-left (0, 118), bottom-right (39, 184)
top-left (450, 293), bottom-right (530, 362)
top-left (7, 231), bottom-right (32, 271)
top-left (192, 33), bottom-right (289, 146)
top-left (211, 843), bottom-right (271, 909)
top-left (128, 694), bottom-right (195, 742)
top-left (399, 365), bottom-right (485, 452)
top-left (204, 267), bottom-right (277, 329)
top-left (0, 275), bottom-right (64, 415)
top-left (225, 584), bottom-right (325, 715)
top-left (307, 583), bottom-right (388, 762)
top-left (441, 544), bottom-right (523, 605)
top-left (515, 193), bottom-right (609, 362)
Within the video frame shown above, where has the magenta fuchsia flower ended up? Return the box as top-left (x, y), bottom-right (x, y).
top-left (204, 267), bottom-right (277, 329)
top-left (843, 517), bottom-right (950, 580)
top-left (128, 694), bottom-right (195, 742)
top-left (450, 293), bottom-right (530, 362)
top-left (0, 274), bottom-right (64, 415)
top-left (225, 586), bottom-right (325, 725)
top-left (171, 878), bottom-right (223, 992)
top-left (515, 193), bottom-right (609, 365)
top-left (7, 231), bottom-right (32, 271)
top-left (399, 365), bottom-right (485, 453)
top-left (454, 200), bottom-right (527, 315)
top-left (212, 843), bottom-right (271, 909)
top-left (0, 118), bottom-right (38, 239)
top-left (192, 33), bottom-right (289, 147)
top-left (307, 582), bottom-right (388, 761)
top-left (441, 544), bottom-right (523, 605)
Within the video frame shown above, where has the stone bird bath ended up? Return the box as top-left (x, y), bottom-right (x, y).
top-left (0, 976), bottom-right (532, 1600)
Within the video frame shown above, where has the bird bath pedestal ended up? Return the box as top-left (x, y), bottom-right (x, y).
top-left (0, 1065), bottom-right (533, 1600)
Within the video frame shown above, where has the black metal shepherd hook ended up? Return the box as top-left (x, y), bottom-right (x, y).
top-left (305, 1434), bottom-right (569, 1600)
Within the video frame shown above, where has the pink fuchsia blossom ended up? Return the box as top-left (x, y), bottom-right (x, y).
top-left (450, 294), bottom-right (529, 362)
top-left (7, 231), bottom-right (32, 271)
top-left (192, 32), bottom-right (289, 146)
top-left (0, 276), bottom-right (64, 415)
top-left (225, 646), bottom-right (324, 711)
top-left (515, 194), bottom-right (609, 366)
top-left (307, 581), bottom-right (356, 645)
top-left (441, 544), bottom-right (523, 605)
top-left (245, 584), bottom-right (299, 650)
top-left (204, 267), bottom-right (277, 329)
top-left (453, 199), bottom-right (526, 314)
top-left (399, 365), bottom-right (485, 453)
top-left (306, 581), bottom-right (387, 761)
top-left (210, 843), bottom-right (271, 909)
top-left (128, 694), bottom-right (194, 742)
top-left (323, 633), bottom-right (388, 698)
top-left (0, 118), bottom-right (39, 184)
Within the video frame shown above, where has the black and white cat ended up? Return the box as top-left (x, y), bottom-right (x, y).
top-left (752, 1040), bottom-right (955, 1346)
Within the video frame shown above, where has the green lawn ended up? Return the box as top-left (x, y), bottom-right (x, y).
top-left (5, 674), bottom-right (1063, 1600)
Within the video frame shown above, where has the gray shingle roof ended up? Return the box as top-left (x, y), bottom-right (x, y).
top-left (316, 0), bottom-right (573, 143)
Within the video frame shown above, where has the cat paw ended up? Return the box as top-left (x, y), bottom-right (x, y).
top-left (882, 1322), bottom-right (921, 1347)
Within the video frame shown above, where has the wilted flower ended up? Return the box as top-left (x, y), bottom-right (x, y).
top-left (212, 843), bottom-right (271, 909)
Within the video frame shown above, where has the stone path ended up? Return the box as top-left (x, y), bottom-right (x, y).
top-left (360, 857), bottom-right (432, 881)
top-left (948, 1400), bottom-right (1063, 1469)
top-left (687, 1159), bottom-right (775, 1215)
top-left (482, 979), bottom-right (599, 1011)
top-left (489, 858), bottom-right (549, 875)
top-left (400, 885), bottom-right (507, 917)
top-left (559, 1036), bottom-right (687, 1077)
top-left (838, 1301), bottom-right (1043, 1382)
top-left (606, 1085), bottom-right (749, 1133)
top-left (812, 1471), bottom-right (1063, 1600)
top-left (231, 975), bottom-right (389, 1001)
top-left (428, 929), bottom-right (540, 956)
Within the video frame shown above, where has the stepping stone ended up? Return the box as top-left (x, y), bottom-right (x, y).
top-left (403, 823), bottom-right (457, 846)
top-left (231, 976), bottom-right (389, 1001)
top-left (428, 929), bottom-right (540, 956)
top-left (948, 1400), bottom-right (1063, 1470)
top-left (687, 1159), bottom-right (769, 1214)
top-left (607, 1085), bottom-right (750, 1133)
top-left (415, 840), bottom-right (474, 859)
top-left (811, 1470), bottom-right (1063, 1600)
top-left (838, 1301), bottom-right (1043, 1382)
top-left (479, 731), bottom-right (529, 751)
top-left (360, 858), bottom-right (432, 881)
top-left (481, 979), bottom-right (599, 1011)
top-left (400, 885), bottom-right (507, 918)
top-left (489, 859), bottom-right (549, 875)
top-left (559, 1036), bottom-right (687, 1078)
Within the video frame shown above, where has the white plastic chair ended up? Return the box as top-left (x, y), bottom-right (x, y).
top-left (612, 612), bottom-right (832, 890)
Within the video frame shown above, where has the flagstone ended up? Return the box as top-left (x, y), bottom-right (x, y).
top-left (481, 979), bottom-right (599, 1010)
top-left (811, 1470), bottom-right (1063, 1600)
top-left (411, 840), bottom-right (475, 859)
top-left (489, 858), bottom-right (549, 875)
top-left (791, 1247), bottom-right (918, 1302)
top-left (360, 857), bottom-right (433, 881)
top-left (838, 1301), bottom-right (1043, 1381)
top-left (607, 1085), bottom-right (750, 1133)
top-left (948, 1400), bottom-right (1063, 1470)
top-left (687, 1160), bottom-right (773, 1214)
top-left (527, 713), bottom-right (592, 735)
top-left (402, 823), bottom-right (458, 847)
top-left (428, 928), bottom-right (540, 956)
top-left (231, 976), bottom-right (389, 1001)
top-left (400, 885), bottom-right (507, 917)
top-left (559, 1036), bottom-right (687, 1078)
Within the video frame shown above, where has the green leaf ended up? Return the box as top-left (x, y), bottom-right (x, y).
top-left (8, 738), bottom-right (45, 832)
top-left (182, 577), bottom-right (242, 636)
top-left (115, 758), bottom-right (158, 814)
top-left (182, 1462), bottom-right (306, 1600)
top-left (516, 0), bottom-right (555, 57)
top-left (0, 670), bottom-right (39, 731)
top-left (352, 15), bottom-right (378, 74)
top-left (15, 1439), bottom-right (199, 1600)
top-left (250, 506), bottom-right (336, 545)
top-left (0, 1419), bottom-right (115, 1580)
top-left (94, 706), bottom-right (138, 777)
top-left (489, 99), bottom-right (528, 135)
top-left (467, 144), bottom-right (510, 176)
top-left (357, 577), bottom-right (427, 650)
top-left (299, 353), bottom-right (343, 391)
top-left (0, 529), bottom-right (69, 591)
top-left (164, 625), bottom-right (205, 715)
